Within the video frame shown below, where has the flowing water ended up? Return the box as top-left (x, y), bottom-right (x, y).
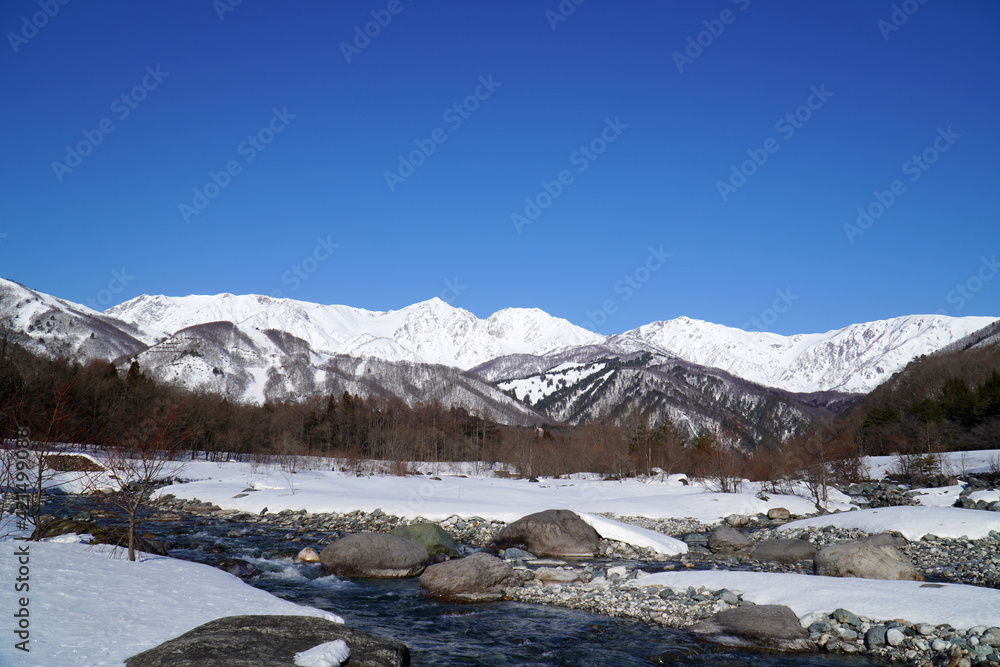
top-left (135, 513), bottom-right (884, 666)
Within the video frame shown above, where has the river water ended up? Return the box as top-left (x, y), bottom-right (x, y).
top-left (136, 513), bottom-right (884, 666)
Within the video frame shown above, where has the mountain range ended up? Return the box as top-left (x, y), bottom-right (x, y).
top-left (1, 277), bottom-right (995, 445)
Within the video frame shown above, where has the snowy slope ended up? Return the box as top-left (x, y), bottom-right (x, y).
top-left (108, 294), bottom-right (602, 369)
top-left (0, 278), bottom-right (158, 361)
top-left (624, 314), bottom-right (997, 394)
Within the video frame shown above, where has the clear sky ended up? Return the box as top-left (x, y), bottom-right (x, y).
top-left (1, 1), bottom-right (998, 335)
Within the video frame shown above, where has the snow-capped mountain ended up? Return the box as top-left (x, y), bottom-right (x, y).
top-left (623, 314), bottom-right (997, 394)
top-left (106, 293), bottom-right (602, 369)
top-left (3, 276), bottom-right (997, 439)
top-left (0, 278), bottom-right (157, 361)
top-left (470, 338), bottom-right (858, 443)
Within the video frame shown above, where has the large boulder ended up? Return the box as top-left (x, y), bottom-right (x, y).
top-left (490, 509), bottom-right (601, 557)
top-left (689, 605), bottom-right (816, 652)
top-left (419, 552), bottom-right (522, 602)
top-left (814, 540), bottom-right (921, 580)
top-left (320, 533), bottom-right (429, 578)
top-left (125, 614), bottom-right (409, 666)
top-left (389, 522), bottom-right (459, 558)
top-left (750, 539), bottom-right (816, 564)
top-left (707, 526), bottom-right (752, 553)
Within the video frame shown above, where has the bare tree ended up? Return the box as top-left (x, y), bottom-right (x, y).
top-left (95, 406), bottom-right (187, 561)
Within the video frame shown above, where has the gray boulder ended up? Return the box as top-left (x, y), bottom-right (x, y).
top-left (767, 507), bottom-right (791, 521)
top-left (320, 533), bottom-right (429, 578)
top-left (389, 522), bottom-right (459, 558)
top-left (814, 540), bottom-right (921, 580)
top-left (491, 509), bottom-right (601, 557)
top-left (419, 552), bottom-right (522, 602)
top-left (689, 605), bottom-right (815, 652)
top-left (859, 532), bottom-right (908, 548)
top-left (750, 539), bottom-right (816, 564)
top-left (707, 526), bottom-right (752, 553)
top-left (125, 614), bottom-right (409, 666)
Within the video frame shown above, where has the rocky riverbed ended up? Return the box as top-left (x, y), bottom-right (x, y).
top-left (151, 488), bottom-right (1000, 667)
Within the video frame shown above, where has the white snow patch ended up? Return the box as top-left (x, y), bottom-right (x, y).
top-left (629, 570), bottom-right (1000, 631)
top-left (578, 513), bottom-right (687, 555)
top-left (295, 639), bottom-right (350, 667)
top-left (780, 505), bottom-right (1000, 541)
top-left (0, 541), bottom-right (340, 666)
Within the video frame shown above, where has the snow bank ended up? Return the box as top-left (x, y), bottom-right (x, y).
top-left (0, 539), bottom-right (340, 666)
top-left (578, 513), bottom-right (687, 555)
top-left (630, 570), bottom-right (1000, 631)
top-left (863, 450), bottom-right (1000, 479)
top-left (780, 506), bottom-right (1000, 541)
top-left (157, 460), bottom-right (853, 530)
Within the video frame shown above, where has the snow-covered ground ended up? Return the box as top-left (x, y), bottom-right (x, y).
top-left (6, 449), bottom-right (1000, 665)
top-left (0, 535), bottom-right (341, 667)
top-left (629, 570), bottom-right (1000, 631)
top-left (862, 450), bottom-right (1000, 479)
top-left (780, 505), bottom-right (1000, 541)
top-left (153, 460), bottom-right (856, 525)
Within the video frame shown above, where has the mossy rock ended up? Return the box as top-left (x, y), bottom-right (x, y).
top-left (389, 522), bottom-right (459, 558)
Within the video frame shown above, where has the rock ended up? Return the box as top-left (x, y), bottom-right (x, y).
top-left (490, 509), bottom-right (601, 558)
top-left (33, 517), bottom-right (98, 540)
top-left (533, 567), bottom-right (590, 585)
top-left (501, 547), bottom-right (535, 561)
top-left (865, 626), bottom-right (887, 649)
top-left (647, 648), bottom-right (692, 664)
top-left (750, 539), bottom-right (817, 564)
top-left (418, 553), bottom-right (521, 602)
top-left (320, 533), bottom-right (429, 578)
top-left (832, 608), bottom-right (862, 627)
top-left (860, 533), bottom-right (908, 548)
top-left (814, 541), bottom-right (921, 580)
top-left (707, 526), bottom-right (752, 553)
top-left (92, 526), bottom-right (169, 557)
top-left (187, 502), bottom-right (222, 514)
top-left (689, 605), bottom-right (816, 652)
top-left (886, 627), bottom-right (905, 647)
top-left (725, 514), bottom-right (750, 527)
top-left (214, 558), bottom-right (261, 580)
top-left (124, 614), bottom-right (408, 666)
top-left (767, 507), bottom-right (791, 521)
top-left (297, 547), bottom-right (321, 563)
top-left (388, 522), bottom-right (459, 558)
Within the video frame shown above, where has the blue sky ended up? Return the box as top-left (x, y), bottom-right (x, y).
top-left (1, 1), bottom-right (998, 335)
